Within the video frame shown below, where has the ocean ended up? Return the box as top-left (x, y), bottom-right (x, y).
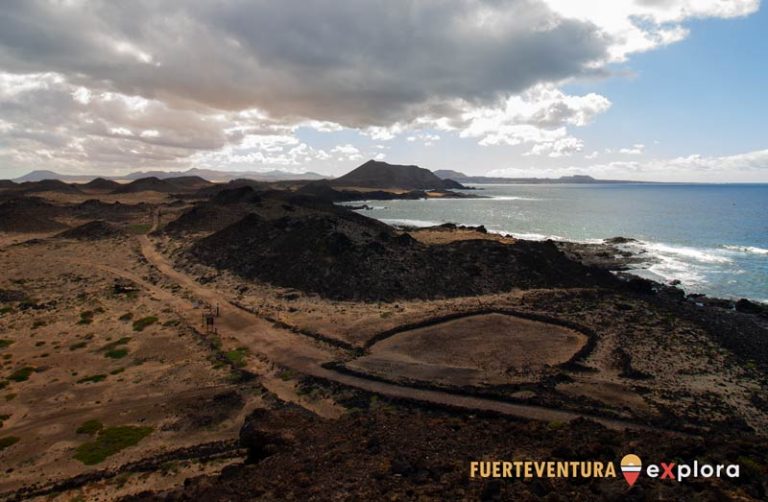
top-left (343, 183), bottom-right (768, 303)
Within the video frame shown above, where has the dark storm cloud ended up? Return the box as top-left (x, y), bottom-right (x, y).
top-left (0, 0), bottom-right (608, 126)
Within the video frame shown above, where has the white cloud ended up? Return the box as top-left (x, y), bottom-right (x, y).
top-left (457, 85), bottom-right (610, 153)
top-left (331, 144), bottom-right (363, 161)
top-left (542, 0), bottom-right (759, 61)
top-left (0, 1), bottom-right (760, 178)
top-left (619, 144), bottom-right (646, 155)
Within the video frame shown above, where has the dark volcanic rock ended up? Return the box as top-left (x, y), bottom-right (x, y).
top-left (736, 299), bottom-right (767, 316)
top-left (55, 220), bottom-right (125, 240)
top-left (0, 197), bottom-right (67, 232)
top-left (211, 186), bottom-right (262, 205)
top-left (194, 179), bottom-right (269, 198)
top-left (73, 199), bottom-right (148, 221)
top-left (162, 187), bottom-right (263, 234)
top-left (130, 408), bottom-right (768, 502)
top-left (190, 207), bottom-right (615, 301)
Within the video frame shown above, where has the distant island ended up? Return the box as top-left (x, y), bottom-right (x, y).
top-left (432, 170), bottom-right (649, 184)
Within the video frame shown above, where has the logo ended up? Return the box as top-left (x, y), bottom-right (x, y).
top-left (620, 454), bottom-right (642, 487)
top-left (469, 453), bottom-right (740, 486)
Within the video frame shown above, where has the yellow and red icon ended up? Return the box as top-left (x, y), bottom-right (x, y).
top-left (621, 454), bottom-right (642, 487)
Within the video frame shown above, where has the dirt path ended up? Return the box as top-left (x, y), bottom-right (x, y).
top-left (134, 234), bottom-right (668, 433)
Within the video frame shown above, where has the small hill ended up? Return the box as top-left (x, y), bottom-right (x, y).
top-left (162, 186), bottom-right (262, 235)
top-left (81, 178), bottom-right (121, 192)
top-left (56, 220), bottom-right (125, 240)
top-left (190, 201), bottom-right (613, 301)
top-left (111, 177), bottom-right (177, 194)
top-left (194, 179), bottom-right (269, 198)
top-left (0, 180), bottom-right (17, 190)
top-left (111, 176), bottom-right (212, 194)
top-left (211, 186), bottom-right (262, 205)
top-left (18, 179), bottom-right (83, 194)
top-left (165, 176), bottom-right (214, 191)
top-left (332, 160), bottom-right (465, 190)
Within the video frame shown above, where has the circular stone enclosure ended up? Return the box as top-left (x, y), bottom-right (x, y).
top-left (349, 313), bottom-right (588, 386)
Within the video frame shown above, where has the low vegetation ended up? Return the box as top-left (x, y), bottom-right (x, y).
top-left (76, 419), bottom-right (104, 435)
top-left (0, 339), bottom-right (13, 349)
top-left (8, 366), bottom-right (35, 382)
top-left (0, 436), bottom-right (19, 451)
top-left (132, 316), bottom-right (158, 332)
top-left (73, 426), bottom-right (153, 465)
top-left (78, 311), bottom-right (94, 325)
top-left (77, 374), bottom-right (107, 384)
top-left (225, 347), bottom-right (248, 367)
top-left (105, 348), bottom-right (129, 359)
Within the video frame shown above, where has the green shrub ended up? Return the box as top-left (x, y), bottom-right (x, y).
top-left (118, 313), bottom-right (133, 322)
top-left (8, 366), bottom-right (35, 382)
top-left (78, 311), bottom-right (94, 325)
top-left (105, 348), bottom-right (128, 359)
top-left (76, 419), bottom-right (104, 435)
top-left (225, 347), bottom-right (248, 367)
top-left (69, 341), bottom-right (88, 351)
top-left (0, 339), bottom-right (13, 349)
top-left (0, 436), bottom-right (19, 450)
top-left (101, 337), bottom-right (131, 351)
top-left (77, 374), bottom-right (107, 384)
top-left (73, 426), bottom-right (153, 465)
top-left (132, 317), bottom-right (158, 332)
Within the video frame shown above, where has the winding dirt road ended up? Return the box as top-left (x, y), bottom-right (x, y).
top-left (133, 233), bottom-right (665, 433)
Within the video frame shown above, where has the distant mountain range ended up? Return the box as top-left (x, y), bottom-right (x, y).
top-left (11, 168), bottom-right (328, 183)
top-left (5, 162), bottom-right (650, 190)
top-left (432, 170), bottom-right (646, 184)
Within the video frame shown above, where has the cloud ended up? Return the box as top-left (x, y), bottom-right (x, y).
top-left (541, 0), bottom-right (759, 60)
top-left (619, 144), bottom-right (646, 155)
top-left (457, 84), bottom-right (611, 152)
top-left (486, 148), bottom-right (768, 181)
top-left (331, 144), bottom-right (363, 161)
top-left (0, 1), bottom-right (760, 175)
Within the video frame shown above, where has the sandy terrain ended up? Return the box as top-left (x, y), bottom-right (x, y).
top-left (347, 313), bottom-right (587, 386)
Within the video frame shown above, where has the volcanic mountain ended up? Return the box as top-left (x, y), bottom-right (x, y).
top-left (331, 160), bottom-right (465, 190)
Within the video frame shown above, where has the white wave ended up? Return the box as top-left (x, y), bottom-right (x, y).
top-left (640, 242), bottom-right (733, 264)
top-left (421, 196), bottom-right (542, 202)
top-left (722, 245), bottom-right (768, 256)
top-left (380, 218), bottom-right (442, 228)
top-left (503, 231), bottom-right (565, 241)
top-left (489, 196), bottom-right (542, 201)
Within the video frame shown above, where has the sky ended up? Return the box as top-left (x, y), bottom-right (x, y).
top-left (0, 0), bottom-right (766, 182)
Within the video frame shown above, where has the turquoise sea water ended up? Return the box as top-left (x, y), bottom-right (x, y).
top-left (344, 183), bottom-right (768, 302)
